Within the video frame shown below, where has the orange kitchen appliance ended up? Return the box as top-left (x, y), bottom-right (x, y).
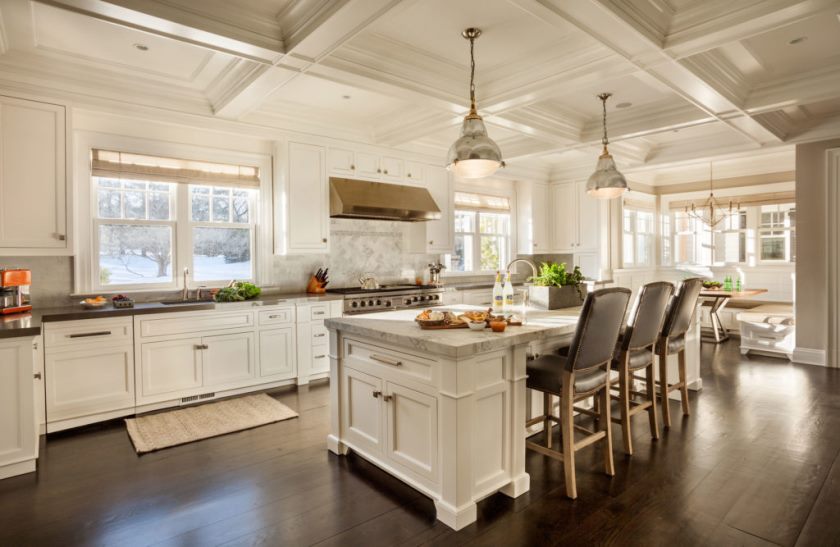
top-left (0, 269), bottom-right (32, 314)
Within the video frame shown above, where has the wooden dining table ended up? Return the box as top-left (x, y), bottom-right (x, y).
top-left (700, 288), bottom-right (768, 343)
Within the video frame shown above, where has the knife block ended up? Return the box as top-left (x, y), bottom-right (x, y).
top-left (306, 275), bottom-right (327, 294)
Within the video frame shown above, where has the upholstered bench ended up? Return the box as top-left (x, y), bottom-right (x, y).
top-left (736, 304), bottom-right (794, 360)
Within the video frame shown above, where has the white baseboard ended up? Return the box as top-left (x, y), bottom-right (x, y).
top-left (792, 347), bottom-right (827, 367)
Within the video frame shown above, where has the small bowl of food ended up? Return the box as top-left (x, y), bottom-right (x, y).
top-left (80, 296), bottom-right (108, 309)
top-left (467, 320), bottom-right (486, 331)
top-left (489, 319), bottom-right (507, 333)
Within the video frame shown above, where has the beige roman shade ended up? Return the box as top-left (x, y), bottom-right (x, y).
top-left (91, 149), bottom-right (260, 188)
top-left (623, 198), bottom-right (655, 210)
top-left (668, 190), bottom-right (795, 211)
top-left (454, 191), bottom-right (511, 212)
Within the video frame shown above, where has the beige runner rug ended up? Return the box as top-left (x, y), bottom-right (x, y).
top-left (125, 394), bottom-right (298, 454)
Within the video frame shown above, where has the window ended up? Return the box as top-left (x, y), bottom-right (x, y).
top-left (759, 204), bottom-right (795, 262)
top-left (446, 192), bottom-right (511, 273)
top-left (622, 206), bottom-right (655, 267)
top-left (714, 210), bottom-right (747, 265)
top-left (91, 149), bottom-right (260, 290)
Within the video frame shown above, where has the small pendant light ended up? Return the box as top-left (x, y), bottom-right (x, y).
top-left (586, 93), bottom-right (628, 199)
top-left (446, 28), bottom-right (505, 179)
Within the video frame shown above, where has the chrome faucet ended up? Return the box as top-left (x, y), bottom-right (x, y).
top-left (505, 258), bottom-right (539, 282)
top-left (182, 267), bottom-right (190, 301)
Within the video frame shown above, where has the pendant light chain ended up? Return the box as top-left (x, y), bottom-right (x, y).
top-left (469, 34), bottom-right (476, 113)
top-left (601, 95), bottom-right (609, 146)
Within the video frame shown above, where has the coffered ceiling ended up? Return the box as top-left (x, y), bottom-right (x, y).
top-left (0, 0), bottom-right (838, 183)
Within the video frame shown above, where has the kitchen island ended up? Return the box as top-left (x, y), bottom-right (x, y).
top-left (325, 305), bottom-right (701, 530)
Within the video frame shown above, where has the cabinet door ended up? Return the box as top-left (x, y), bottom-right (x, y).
top-left (45, 346), bottom-right (134, 422)
top-left (287, 142), bottom-right (329, 253)
top-left (516, 181), bottom-right (549, 254)
top-left (355, 152), bottom-right (380, 179)
top-left (577, 181), bottom-right (600, 251)
top-left (405, 161), bottom-right (425, 184)
top-left (342, 367), bottom-right (384, 456)
top-left (258, 327), bottom-right (295, 380)
top-left (202, 331), bottom-right (256, 387)
top-left (380, 156), bottom-right (404, 181)
top-left (0, 338), bottom-right (37, 475)
top-left (574, 252), bottom-right (600, 281)
top-left (327, 147), bottom-right (355, 176)
top-left (0, 96), bottom-right (66, 251)
top-left (385, 381), bottom-right (438, 483)
top-left (533, 183), bottom-right (549, 252)
top-left (424, 166), bottom-right (454, 253)
top-left (462, 289), bottom-right (493, 306)
top-left (551, 182), bottom-right (577, 252)
top-left (139, 338), bottom-right (203, 401)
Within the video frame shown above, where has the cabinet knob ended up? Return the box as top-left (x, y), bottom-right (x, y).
top-left (372, 390), bottom-right (381, 398)
top-left (350, 164), bottom-right (355, 170)
top-left (383, 394), bottom-right (393, 402)
top-left (534, 243), bottom-right (538, 248)
top-left (322, 238), bottom-right (328, 243)
top-left (377, 168), bottom-right (382, 173)
top-left (384, 169), bottom-right (388, 174)
top-left (407, 173), bottom-right (412, 178)
top-left (429, 240), bottom-right (434, 245)
top-left (53, 233), bottom-right (66, 241)
top-left (33, 372), bottom-right (42, 380)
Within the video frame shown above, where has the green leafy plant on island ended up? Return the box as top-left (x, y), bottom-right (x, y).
top-left (214, 281), bottom-right (262, 302)
top-left (529, 262), bottom-right (586, 300)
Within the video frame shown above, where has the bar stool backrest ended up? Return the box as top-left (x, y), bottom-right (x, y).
top-left (566, 287), bottom-right (631, 373)
top-left (623, 281), bottom-right (675, 352)
top-left (661, 277), bottom-right (704, 340)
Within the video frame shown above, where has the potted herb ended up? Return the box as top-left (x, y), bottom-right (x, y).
top-left (528, 262), bottom-right (587, 310)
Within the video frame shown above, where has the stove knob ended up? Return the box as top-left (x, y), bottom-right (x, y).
top-left (368, 300), bottom-right (374, 307)
top-left (385, 300), bottom-right (392, 307)
top-left (412, 296), bottom-right (419, 302)
top-left (433, 294), bottom-right (440, 300)
top-left (351, 301), bottom-right (358, 308)
top-left (360, 301), bottom-right (366, 307)
top-left (376, 299), bottom-right (382, 306)
top-left (405, 298), bottom-right (412, 305)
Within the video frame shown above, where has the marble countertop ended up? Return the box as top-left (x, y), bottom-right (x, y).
top-left (0, 292), bottom-right (342, 339)
top-left (325, 305), bottom-right (581, 359)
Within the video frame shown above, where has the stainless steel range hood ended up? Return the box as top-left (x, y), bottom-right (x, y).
top-left (329, 177), bottom-right (441, 222)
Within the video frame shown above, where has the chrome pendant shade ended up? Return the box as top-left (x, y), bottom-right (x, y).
top-left (446, 28), bottom-right (505, 179)
top-left (586, 93), bottom-right (628, 199)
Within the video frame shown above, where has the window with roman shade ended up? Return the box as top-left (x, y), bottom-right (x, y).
top-left (447, 191), bottom-right (512, 273)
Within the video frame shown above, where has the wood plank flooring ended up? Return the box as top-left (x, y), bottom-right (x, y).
top-left (2, 341), bottom-right (840, 546)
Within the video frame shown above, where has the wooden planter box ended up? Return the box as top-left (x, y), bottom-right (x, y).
top-left (529, 284), bottom-right (587, 310)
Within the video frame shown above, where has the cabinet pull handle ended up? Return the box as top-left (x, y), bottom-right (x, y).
top-left (194, 344), bottom-right (209, 350)
top-left (383, 169), bottom-right (388, 174)
top-left (322, 238), bottom-right (328, 243)
top-left (313, 311), bottom-right (326, 316)
top-left (372, 390), bottom-right (381, 398)
top-left (350, 164), bottom-right (355, 170)
top-left (314, 354), bottom-right (326, 359)
top-left (268, 314), bottom-right (285, 319)
top-left (53, 233), bottom-right (66, 241)
top-left (377, 168), bottom-right (381, 173)
top-left (68, 331), bottom-right (111, 338)
top-left (370, 354), bottom-right (402, 367)
top-left (34, 372), bottom-right (42, 380)
top-left (383, 394), bottom-right (393, 402)
top-left (407, 173), bottom-right (412, 178)
top-left (314, 333), bottom-right (326, 338)
top-left (429, 240), bottom-right (434, 245)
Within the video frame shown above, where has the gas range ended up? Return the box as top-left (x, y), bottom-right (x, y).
top-left (326, 284), bottom-right (445, 315)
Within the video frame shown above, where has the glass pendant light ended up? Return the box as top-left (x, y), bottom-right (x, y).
top-left (446, 28), bottom-right (505, 179)
top-left (586, 93), bottom-right (628, 199)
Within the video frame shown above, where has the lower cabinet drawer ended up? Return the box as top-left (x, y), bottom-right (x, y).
top-left (344, 338), bottom-right (437, 385)
top-left (258, 307), bottom-right (295, 326)
top-left (45, 345), bottom-right (135, 422)
top-left (312, 324), bottom-right (329, 344)
top-left (44, 317), bottom-right (133, 350)
top-left (138, 311), bottom-right (254, 338)
top-left (311, 345), bottom-right (330, 374)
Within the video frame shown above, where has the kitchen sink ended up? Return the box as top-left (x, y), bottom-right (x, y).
top-left (160, 300), bottom-right (214, 305)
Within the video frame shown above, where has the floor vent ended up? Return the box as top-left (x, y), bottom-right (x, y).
top-left (199, 392), bottom-right (216, 400)
top-left (181, 395), bottom-right (200, 404)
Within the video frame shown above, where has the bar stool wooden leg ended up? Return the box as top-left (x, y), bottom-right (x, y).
top-left (600, 384), bottom-right (615, 476)
top-left (561, 379), bottom-right (577, 499)
top-left (646, 363), bottom-right (659, 440)
top-left (678, 349), bottom-right (690, 416)
top-left (618, 357), bottom-right (633, 455)
top-left (544, 394), bottom-right (553, 449)
top-left (659, 351), bottom-right (672, 429)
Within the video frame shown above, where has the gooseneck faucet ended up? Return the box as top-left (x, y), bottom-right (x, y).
top-left (182, 267), bottom-right (190, 301)
top-left (505, 258), bottom-right (538, 282)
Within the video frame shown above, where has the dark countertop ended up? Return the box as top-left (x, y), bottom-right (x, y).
top-left (0, 292), bottom-right (342, 340)
top-left (444, 282), bottom-right (527, 291)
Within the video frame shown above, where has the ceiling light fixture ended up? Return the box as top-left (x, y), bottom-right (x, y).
top-left (133, 43), bottom-right (149, 51)
top-left (586, 92), bottom-right (628, 199)
top-left (446, 27), bottom-right (504, 179)
top-left (684, 162), bottom-right (739, 228)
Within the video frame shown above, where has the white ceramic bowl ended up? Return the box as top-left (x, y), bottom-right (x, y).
top-left (467, 320), bottom-right (486, 331)
top-left (80, 300), bottom-right (107, 309)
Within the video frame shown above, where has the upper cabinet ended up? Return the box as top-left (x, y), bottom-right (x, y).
top-left (0, 96), bottom-right (69, 255)
top-left (549, 180), bottom-right (601, 254)
top-left (516, 180), bottom-right (549, 255)
top-left (327, 148), bottom-right (404, 183)
top-left (277, 141), bottom-right (329, 255)
top-left (405, 161), bottom-right (425, 184)
top-left (422, 166), bottom-right (454, 254)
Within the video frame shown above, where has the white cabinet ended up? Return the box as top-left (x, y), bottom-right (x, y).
top-left (517, 180), bottom-right (549, 254)
top-left (282, 141), bottom-right (329, 254)
top-left (550, 181), bottom-right (602, 276)
top-left (380, 156), bottom-right (404, 181)
top-left (550, 182), bottom-right (578, 251)
top-left (342, 367), bottom-right (384, 455)
top-left (0, 336), bottom-right (38, 480)
top-left (461, 288), bottom-right (493, 307)
top-left (0, 95), bottom-right (68, 254)
top-left (384, 380), bottom-right (438, 482)
top-left (139, 337), bottom-right (203, 402)
top-left (576, 180), bottom-right (600, 251)
top-left (296, 300), bottom-right (341, 384)
top-left (258, 327), bottom-right (296, 380)
top-left (405, 166), bottom-right (454, 254)
top-left (327, 147), bottom-right (356, 176)
top-left (43, 318), bottom-right (135, 432)
top-left (355, 152), bottom-right (381, 179)
top-left (327, 147), bottom-right (405, 183)
top-left (405, 161), bottom-right (425, 184)
top-left (202, 331), bottom-right (255, 387)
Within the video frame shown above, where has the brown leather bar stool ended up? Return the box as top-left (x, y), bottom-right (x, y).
top-left (656, 277), bottom-right (704, 428)
top-left (525, 287), bottom-right (631, 499)
top-left (611, 281), bottom-right (675, 455)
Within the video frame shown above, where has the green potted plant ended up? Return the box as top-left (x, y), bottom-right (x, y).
top-left (528, 262), bottom-right (587, 310)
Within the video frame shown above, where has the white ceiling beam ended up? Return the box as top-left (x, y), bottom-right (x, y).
top-left (745, 65), bottom-right (840, 114)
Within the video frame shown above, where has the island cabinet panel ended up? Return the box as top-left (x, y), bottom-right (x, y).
top-left (342, 367), bottom-right (384, 456)
top-left (258, 327), bottom-right (296, 380)
top-left (472, 384), bottom-right (509, 495)
top-left (343, 338), bottom-right (437, 386)
top-left (385, 381), bottom-right (438, 486)
top-left (202, 331), bottom-right (255, 387)
top-left (138, 338), bottom-right (203, 402)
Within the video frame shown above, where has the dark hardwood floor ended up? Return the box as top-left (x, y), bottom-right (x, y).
top-left (2, 340), bottom-right (840, 546)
